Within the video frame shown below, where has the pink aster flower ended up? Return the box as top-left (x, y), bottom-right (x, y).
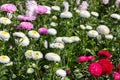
top-left (88, 62), bottom-right (102, 77)
top-left (17, 15), bottom-right (36, 21)
top-left (113, 72), bottom-right (120, 80)
top-left (38, 28), bottom-right (48, 35)
top-left (78, 1), bottom-right (89, 11)
top-left (102, 0), bottom-right (109, 5)
top-left (77, 56), bottom-right (88, 62)
top-left (87, 56), bottom-right (94, 61)
top-left (0, 4), bottom-right (17, 13)
top-left (115, 0), bottom-right (120, 7)
top-left (16, 22), bottom-right (33, 30)
top-left (34, 5), bottom-right (47, 15)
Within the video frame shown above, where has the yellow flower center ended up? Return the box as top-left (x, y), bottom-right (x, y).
top-left (27, 51), bottom-right (32, 55)
top-left (1, 56), bottom-right (7, 60)
top-left (57, 43), bottom-right (62, 46)
top-left (1, 31), bottom-right (8, 35)
top-left (31, 31), bottom-right (37, 35)
top-left (34, 52), bottom-right (40, 57)
top-left (2, 17), bottom-right (9, 22)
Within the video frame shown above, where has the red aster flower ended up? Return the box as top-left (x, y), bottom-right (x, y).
top-left (88, 62), bottom-right (102, 77)
top-left (97, 50), bottom-right (111, 59)
top-left (77, 56), bottom-right (88, 62)
top-left (98, 59), bottom-right (113, 75)
top-left (87, 56), bottom-right (94, 61)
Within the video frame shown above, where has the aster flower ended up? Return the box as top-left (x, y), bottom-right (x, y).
top-left (0, 17), bottom-right (11, 25)
top-left (80, 10), bottom-right (91, 18)
top-left (111, 13), bottom-right (120, 20)
top-left (34, 5), bottom-right (47, 15)
top-left (62, 37), bottom-right (73, 43)
top-left (85, 25), bottom-right (92, 30)
top-left (70, 36), bottom-right (80, 42)
top-left (45, 52), bottom-right (61, 62)
top-left (96, 25), bottom-right (110, 35)
top-left (0, 31), bottom-right (10, 41)
top-left (105, 34), bottom-right (113, 39)
top-left (102, 0), bottom-right (109, 5)
top-left (13, 32), bottom-right (26, 38)
top-left (38, 27), bottom-right (48, 35)
top-left (88, 62), bottom-right (102, 77)
top-left (77, 56), bottom-right (88, 62)
top-left (51, 6), bottom-right (60, 11)
top-left (78, 1), bottom-right (89, 11)
top-left (16, 22), bottom-right (33, 30)
top-left (43, 6), bottom-right (51, 14)
top-left (47, 28), bottom-right (57, 35)
top-left (97, 50), bottom-right (111, 59)
top-left (24, 50), bottom-right (33, 59)
top-left (97, 59), bottom-right (113, 75)
top-left (28, 30), bottom-right (40, 39)
top-left (27, 68), bottom-right (34, 74)
top-left (115, 0), bottom-right (120, 7)
top-left (53, 37), bottom-right (64, 43)
top-left (113, 72), bottom-right (120, 80)
top-left (0, 55), bottom-right (10, 64)
top-left (50, 22), bottom-right (58, 27)
top-left (80, 25), bottom-right (86, 30)
top-left (56, 69), bottom-right (66, 77)
top-left (87, 56), bottom-right (94, 61)
top-left (91, 11), bottom-right (99, 17)
top-left (87, 30), bottom-right (99, 38)
top-left (32, 51), bottom-right (43, 60)
top-left (0, 4), bottom-right (17, 13)
top-left (51, 43), bottom-right (64, 49)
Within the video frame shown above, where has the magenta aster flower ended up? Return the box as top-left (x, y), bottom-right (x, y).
top-left (0, 4), bottom-right (17, 13)
top-left (34, 5), bottom-right (47, 15)
top-left (16, 22), bottom-right (33, 30)
top-left (38, 28), bottom-right (48, 35)
top-left (17, 15), bottom-right (36, 21)
top-left (87, 56), bottom-right (94, 61)
top-left (77, 56), bottom-right (88, 62)
top-left (113, 72), bottom-right (120, 80)
top-left (88, 62), bottom-right (102, 77)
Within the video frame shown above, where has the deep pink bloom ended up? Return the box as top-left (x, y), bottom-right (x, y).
top-left (87, 56), bottom-right (94, 61)
top-left (34, 5), bottom-right (47, 14)
top-left (17, 15), bottom-right (36, 21)
top-left (66, 70), bottom-right (71, 75)
top-left (118, 63), bottom-right (120, 73)
top-left (0, 4), bottom-right (17, 13)
top-left (38, 28), bottom-right (48, 35)
top-left (113, 72), bottom-right (120, 80)
top-left (77, 56), bottom-right (88, 62)
top-left (98, 59), bottom-right (113, 75)
top-left (115, 0), bottom-right (120, 7)
top-left (88, 62), bottom-right (102, 77)
top-left (16, 22), bottom-right (33, 30)
top-left (102, 0), bottom-right (109, 5)
top-left (97, 50), bottom-right (111, 59)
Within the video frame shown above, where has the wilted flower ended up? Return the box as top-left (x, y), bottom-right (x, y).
top-left (45, 52), bottom-right (61, 62)
top-left (51, 6), bottom-right (60, 11)
top-left (13, 32), bottom-right (26, 38)
top-left (16, 22), bottom-right (33, 30)
top-left (0, 55), bottom-right (10, 64)
top-left (24, 50), bottom-right (33, 59)
top-left (28, 30), bottom-right (40, 39)
top-left (76, 0), bottom-right (81, 5)
top-left (5, 61), bottom-right (13, 66)
top-left (0, 17), bottom-right (11, 25)
top-left (0, 4), bottom-right (17, 13)
top-left (47, 28), bottom-right (57, 35)
top-left (91, 12), bottom-right (99, 17)
top-left (78, 1), bottom-right (89, 11)
top-left (88, 62), bottom-right (102, 77)
top-left (27, 68), bottom-right (34, 74)
top-left (7, 13), bottom-right (13, 19)
top-left (87, 30), bottom-right (99, 38)
top-left (60, 12), bottom-right (73, 18)
top-left (80, 10), bottom-right (91, 18)
top-left (32, 51), bottom-right (43, 60)
top-left (38, 27), bottom-right (48, 35)
top-left (34, 5), bottom-right (47, 15)
top-left (110, 13), bottom-right (120, 20)
top-left (0, 31), bottom-right (10, 41)
top-left (56, 69), bottom-right (66, 77)
top-left (96, 25), bottom-right (110, 35)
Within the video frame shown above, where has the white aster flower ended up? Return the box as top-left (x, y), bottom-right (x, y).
top-left (32, 51), bottom-right (43, 60)
top-left (0, 17), bottom-right (11, 25)
top-left (91, 12), bottom-right (99, 17)
top-left (13, 32), bottom-right (26, 37)
top-left (47, 28), bottom-right (57, 35)
top-left (87, 30), bottom-right (99, 37)
top-left (15, 37), bottom-right (30, 47)
top-left (5, 61), bottom-right (13, 66)
top-left (54, 43), bottom-right (64, 49)
top-left (96, 25), bottom-right (110, 35)
top-left (85, 25), bottom-right (92, 30)
top-left (0, 31), bottom-right (10, 41)
top-left (105, 34), bottom-right (113, 39)
top-left (70, 36), bottom-right (80, 42)
top-left (110, 13), bottom-right (120, 20)
top-left (28, 30), bottom-right (40, 39)
top-left (44, 6), bottom-right (51, 14)
top-left (80, 10), bottom-right (91, 18)
top-left (45, 52), bottom-right (61, 62)
top-left (0, 55), bottom-right (10, 64)
top-left (62, 37), bottom-right (73, 43)
top-left (24, 50), bottom-right (33, 59)
top-left (56, 69), bottom-right (66, 77)
top-left (50, 22), bottom-right (58, 27)
top-left (51, 6), bottom-right (60, 11)
top-left (60, 11), bottom-right (73, 18)
top-left (27, 68), bottom-right (34, 74)
top-left (54, 37), bottom-right (64, 43)
top-left (80, 25), bottom-right (86, 30)
top-left (44, 40), bottom-right (48, 49)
